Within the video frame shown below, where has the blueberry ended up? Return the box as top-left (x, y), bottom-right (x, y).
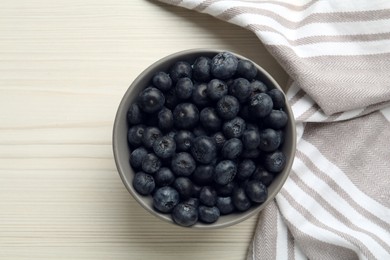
top-left (164, 88), bottom-right (178, 110)
top-left (153, 186), bottom-right (180, 213)
top-left (246, 123), bottom-right (260, 131)
top-left (143, 113), bottom-right (159, 127)
top-left (199, 186), bottom-right (217, 206)
top-left (198, 205), bottom-right (220, 223)
top-left (157, 107), bottom-right (173, 132)
top-left (142, 127), bottom-right (162, 149)
top-left (192, 83), bottom-right (210, 108)
top-left (251, 166), bottom-right (274, 186)
top-left (141, 153), bottom-right (161, 174)
top-left (175, 77), bottom-right (194, 100)
top-left (192, 184), bottom-right (202, 198)
top-left (153, 136), bottom-right (176, 159)
top-left (276, 129), bottom-right (285, 146)
top-left (232, 187), bottom-right (251, 211)
top-left (174, 130), bottom-right (195, 152)
top-left (207, 79), bottom-right (228, 100)
top-left (130, 146), bottom-right (148, 169)
top-left (263, 110), bottom-right (288, 129)
top-left (171, 152), bottom-right (196, 176)
top-left (264, 150), bottom-right (286, 173)
top-left (184, 198), bottom-right (200, 208)
top-left (222, 117), bottom-right (246, 139)
top-left (221, 138), bottom-right (243, 160)
top-left (211, 52), bottom-right (238, 80)
top-left (173, 177), bottom-right (194, 200)
top-left (236, 59), bottom-right (257, 81)
top-left (249, 93), bottom-right (273, 118)
top-left (215, 182), bottom-right (236, 196)
top-left (250, 80), bottom-right (268, 95)
top-left (152, 71), bottom-right (172, 92)
top-left (241, 148), bottom-right (260, 159)
top-left (193, 125), bottom-right (208, 137)
top-left (267, 88), bottom-right (285, 109)
top-left (154, 167), bottom-right (175, 187)
top-left (192, 165), bottom-right (214, 185)
top-left (237, 159), bottom-right (256, 180)
top-left (173, 103), bottom-right (199, 129)
top-left (216, 196), bottom-right (235, 215)
top-left (127, 124), bottom-right (145, 147)
top-left (132, 172), bottom-right (155, 195)
top-left (172, 203), bottom-right (198, 227)
top-left (167, 130), bottom-right (178, 139)
top-left (230, 78), bottom-right (251, 103)
top-left (200, 107), bottom-right (222, 132)
top-left (258, 128), bottom-right (281, 152)
top-left (169, 61), bottom-right (192, 83)
top-left (191, 136), bottom-right (217, 164)
top-left (212, 132), bottom-right (226, 150)
top-left (238, 105), bottom-right (251, 122)
top-left (245, 180), bottom-right (268, 203)
top-left (193, 56), bottom-right (212, 82)
top-left (242, 129), bottom-right (261, 150)
top-left (138, 87), bottom-right (165, 114)
top-left (216, 95), bottom-right (240, 120)
top-left (127, 103), bottom-right (143, 125)
top-left (214, 160), bottom-right (237, 185)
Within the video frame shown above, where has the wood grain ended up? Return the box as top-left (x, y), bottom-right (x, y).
top-left (0, 0), bottom-right (289, 259)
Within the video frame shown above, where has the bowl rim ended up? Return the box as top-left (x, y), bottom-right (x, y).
top-left (113, 48), bottom-right (296, 229)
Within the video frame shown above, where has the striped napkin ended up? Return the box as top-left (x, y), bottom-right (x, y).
top-left (156, 1), bottom-right (390, 259)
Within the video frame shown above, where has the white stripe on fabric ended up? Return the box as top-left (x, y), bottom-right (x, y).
top-left (294, 242), bottom-right (307, 260)
top-left (380, 106), bottom-right (390, 122)
top-left (254, 32), bottom-right (390, 57)
top-left (276, 209), bottom-right (289, 260)
top-left (307, 109), bottom-right (329, 122)
top-left (298, 140), bottom-right (390, 224)
top-left (295, 122), bottom-right (305, 144)
top-left (286, 82), bottom-right (302, 102)
top-left (335, 108), bottom-right (365, 121)
top-left (179, 0), bottom-right (203, 9)
top-left (203, 0), bottom-right (312, 19)
top-left (203, 0), bottom-right (390, 19)
top-left (276, 193), bottom-right (360, 254)
top-left (291, 94), bottom-right (315, 119)
top-left (230, 15), bottom-right (390, 39)
top-left (283, 173), bottom-right (389, 258)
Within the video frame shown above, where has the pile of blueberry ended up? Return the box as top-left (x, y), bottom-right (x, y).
top-left (127, 52), bottom-right (288, 227)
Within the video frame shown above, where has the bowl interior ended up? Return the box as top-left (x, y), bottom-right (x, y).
top-left (113, 49), bottom-right (296, 229)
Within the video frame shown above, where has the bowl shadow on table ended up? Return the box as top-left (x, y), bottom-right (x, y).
top-left (149, 0), bottom-right (289, 90)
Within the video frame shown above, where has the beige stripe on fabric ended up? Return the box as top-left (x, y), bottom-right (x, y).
top-left (158, 0), bottom-right (184, 5)
top-left (302, 112), bottom-right (390, 209)
top-left (287, 229), bottom-right (295, 260)
top-left (194, 0), bottom-right (318, 12)
top-left (296, 103), bottom-right (320, 122)
top-left (280, 191), bottom-right (361, 260)
top-left (264, 46), bottom-right (390, 115)
top-left (288, 89), bottom-right (306, 107)
top-left (295, 148), bottom-right (390, 232)
top-left (249, 201), bottom-right (279, 260)
top-left (216, 7), bottom-right (390, 29)
top-left (289, 166), bottom-right (390, 253)
top-left (246, 24), bottom-right (390, 45)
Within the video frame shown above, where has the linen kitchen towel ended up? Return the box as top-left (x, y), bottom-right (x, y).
top-left (156, 0), bottom-right (390, 259)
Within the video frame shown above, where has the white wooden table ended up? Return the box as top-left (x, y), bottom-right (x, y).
top-left (0, 0), bottom-right (288, 259)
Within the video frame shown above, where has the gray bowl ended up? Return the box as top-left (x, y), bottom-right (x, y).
top-left (113, 49), bottom-right (296, 229)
